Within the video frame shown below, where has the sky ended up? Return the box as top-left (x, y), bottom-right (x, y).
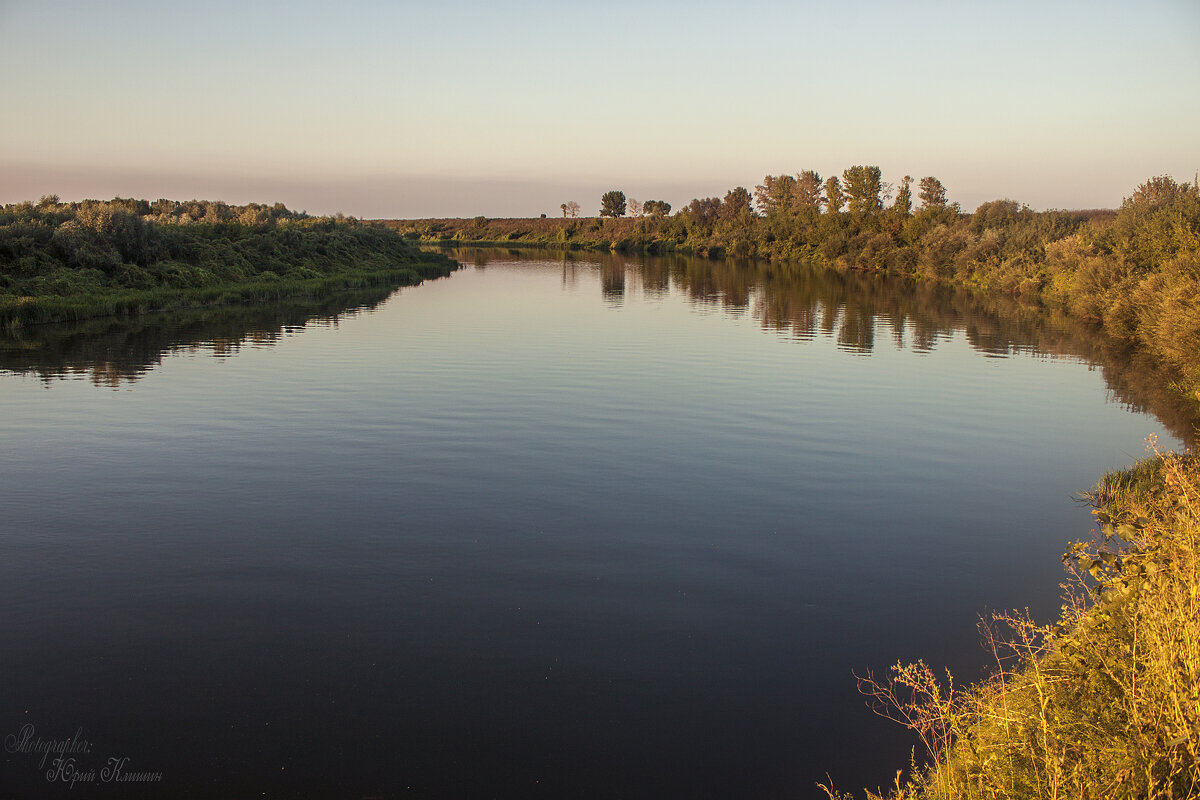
top-left (1, 0), bottom-right (1197, 218)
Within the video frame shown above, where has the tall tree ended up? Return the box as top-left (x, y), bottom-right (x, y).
top-left (560, 203), bottom-right (568, 218)
top-left (628, 198), bottom-right (644, 218)
top-left (881, 175), bottom-right (914, 235)
top-left (599, 191), bottom-right (626, 218)
top-left (686, 197), bottom-right (722, 228)
top-left (565, 200), bottom-right (581, 218)
top-left (824, 176), bottom-right (845, 213)
top-left (796, 170), bottom-right (824, 209)
top-left (721, 186), bottom-right (754, 219)
top-left (643, 200), bottom-right (671, 217)
top-left (1126, 175), bottom-right (1188, 208)
top-left (918, 176), bottom-right (947, 210)
top-left (754, 175), bottom-right (796, 215)
top-left (892, 175), bottom-right (913, 215)
top-left (842, 165), bottom-right (884, 216)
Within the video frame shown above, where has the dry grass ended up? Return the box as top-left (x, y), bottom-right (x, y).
top-left (841, 442), bottom-right (1200, 800)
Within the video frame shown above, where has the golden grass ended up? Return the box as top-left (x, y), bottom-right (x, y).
top-left (836, 443), bottom-right (1199, 800)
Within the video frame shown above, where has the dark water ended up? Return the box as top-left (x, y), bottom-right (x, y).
top-left (0, 250), bottom-right (1189, 799)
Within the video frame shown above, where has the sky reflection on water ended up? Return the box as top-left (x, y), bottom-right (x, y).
top-left (0, 250), bottom-right (1187, 799)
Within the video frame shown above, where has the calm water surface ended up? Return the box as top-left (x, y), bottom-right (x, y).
top-left (0, 250), bottom-right (1188, 798)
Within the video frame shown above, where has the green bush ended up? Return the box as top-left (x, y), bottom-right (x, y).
top-left (0, 197), bottom-right (456, 326)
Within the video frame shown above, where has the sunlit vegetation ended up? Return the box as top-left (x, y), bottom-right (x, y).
top-left (827, 446), bottom-right (1199, 800)
top-left (0, 196), bottom-right (456, 327)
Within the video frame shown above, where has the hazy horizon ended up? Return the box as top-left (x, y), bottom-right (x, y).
top-left (2, 0), bottom-right (1197, 218)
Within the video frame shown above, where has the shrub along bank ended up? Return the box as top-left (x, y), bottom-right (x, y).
top-left (0, 196), bottom-right (456, 327)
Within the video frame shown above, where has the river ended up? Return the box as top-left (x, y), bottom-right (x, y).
top-left (0, 248), bottom-right (1188, 798)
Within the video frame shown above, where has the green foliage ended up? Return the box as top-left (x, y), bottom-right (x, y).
top-left (600, 190), bottom-right (627, 218)
top-left (825, 176), bottom-right (846, 214)
top-left (754, 174), bottom-right (797, 215)
top-left (843, 165), bottom-right (885, 217)
top-left (0, 197), bottom-right (455, 327)
top-left (797, 170), bottom-right (824, 209)
top-left (721, 186), bottom-right (754, 220)
top-left (881, 177), bottom-right (914, 236)
top-left (918, 177), bottom-right (947, 210)
top-left (891, 176), bottom-right (913, 216)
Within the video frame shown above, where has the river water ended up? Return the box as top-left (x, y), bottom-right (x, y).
top-left (0, 249), bottom-right (1189, 798)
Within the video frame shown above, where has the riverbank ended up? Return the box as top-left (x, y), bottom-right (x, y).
top-left (0, 197), bottom-right (457, 328)
top-left (0, 265), bottom-right (456, 329)
top-left (831, 447), bottom-right (1200, 800)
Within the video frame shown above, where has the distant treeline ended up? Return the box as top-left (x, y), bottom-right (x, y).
top-left (0, 196), bottom-right (455, 326)
top-left (390, 171), bottom-right (1200, 406)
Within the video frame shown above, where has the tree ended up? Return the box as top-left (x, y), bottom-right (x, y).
top-left (600, 190), bottom-right (626, 218)
top-left (892, 175), bottom-right (913, 216)
top-left (628, 198), bottom-right (643, 218)
top-left (754, 175), bottom-right (796, 215)
top-left (973, 199), bottom-right (1025, 228)
top-left (565, 200), bottom-right (581, 218)
top-left (796, 170), bottom-right (824, 209)
top-left (150, 198), bottom-right (176, 217)
top-left (824, 176), bottom-right (845, 213)
top-left (918, 177), bottom-right (947, 210)
top-left (721, 187), bottom-right (753, 219)
top-left (643, 200), bottom-right (671, 217)
top-left (685, 197), bottom-right (722, 228)
top-left (842, 165), bottom-right (884, 216)
top-left (560, 203), bottom-right (568, 218)
top-left (881, 175), bottom-right (914, 236)
top-left (1126, 175), bottom-right (1190, 209)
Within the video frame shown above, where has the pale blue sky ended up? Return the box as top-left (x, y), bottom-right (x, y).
top-left (1, 0), bottom-right (1197, 217)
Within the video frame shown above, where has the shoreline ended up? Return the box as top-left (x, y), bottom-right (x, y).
top-left (0, 199), bottom-right (458, 329)
top-left (0, 262), bottom-right (456, 330)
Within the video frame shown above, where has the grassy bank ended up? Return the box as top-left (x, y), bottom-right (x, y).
top-left (0, 197), bottom-right (457, 328)
top-left (828, 447), bottom-right (1199, 800)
